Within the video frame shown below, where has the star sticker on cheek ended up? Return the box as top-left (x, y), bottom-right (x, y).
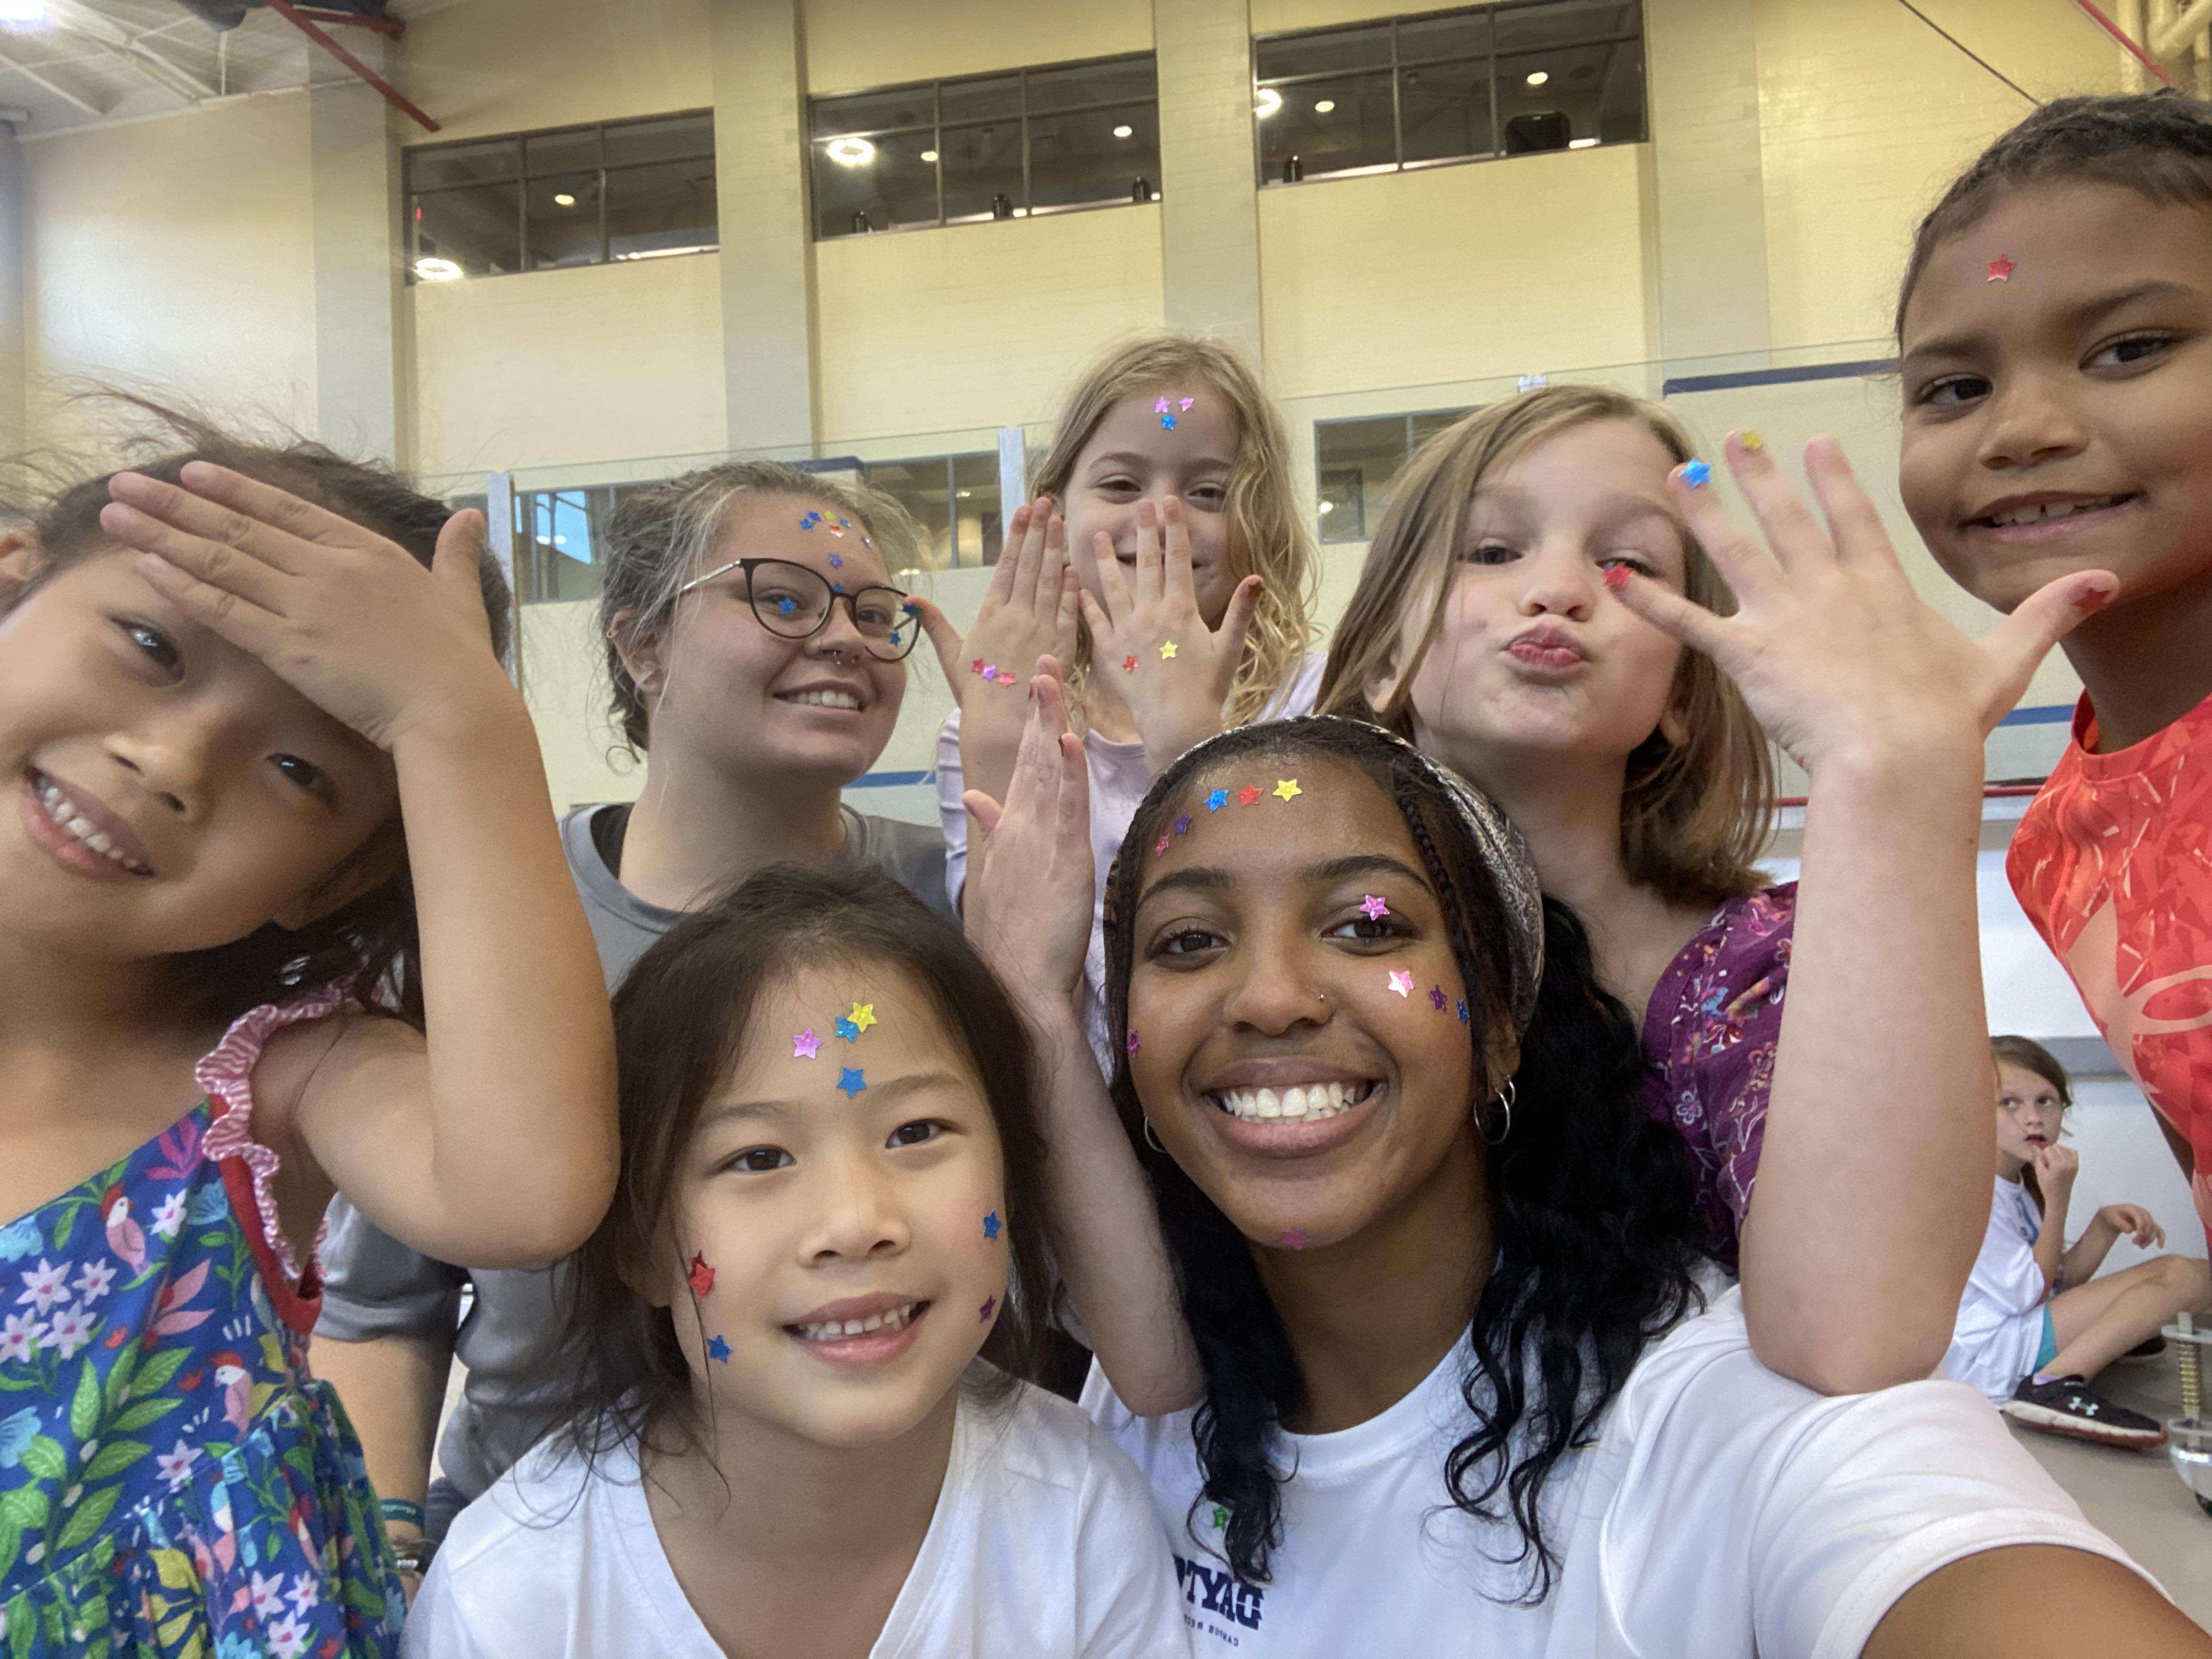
top-left (1986, 253), bottom-right (2015, 281)
top-left (1173, 813), bottom-right (1192, 835)
top-left (1238, 785), bottom-right (1262, 806)
top-left (1154, 834), bottom-right (1172, 855)
top-left (1359, 895), bottom-right (1388, 921)
top-left (1206, 788), bottom-right (1228, 812)
top-left (979, 1295), bottom-right (998, 1324)
top-left (983, 1211), bottom-right (1002, 1241)
top-left (686, 1254), bottom-right (715, 1297)
top-left (1457, 1000), bottom-right (1471, 1024)
top-left (792, 1029), bottom-right (820, 1059)
top-left (1273, 778), bottom-right (1301, 802)
top-left (1126, 1030), bottom-right (1140, 1055)
top-left (1282, 1229), bottom-right (1308, 1250)
top-left (828, 553), bottom-right (843, 568)
top-left (707, 1335), bottom-right (731, 1363)
top-left (1387, 969), bottom-right (1416, 998)
top-left (838, 1067), bottom-right (866, 1097)
top-left (1429, 985), bottom-right (1447, 1010)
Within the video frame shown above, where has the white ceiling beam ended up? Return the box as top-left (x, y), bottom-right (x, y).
top-left (46, 1), bottom-right (219, 101)
top-left (2154, 0), bottom-right (2212, 54)
top-left (0, 46), bottom-right (104, 117)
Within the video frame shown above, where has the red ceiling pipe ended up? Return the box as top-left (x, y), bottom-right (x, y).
top-left (2070, 0), bottom-right (2179, 86)
top-left (264, 0), bottom-right (438, 131)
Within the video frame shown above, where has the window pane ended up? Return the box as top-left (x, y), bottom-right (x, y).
top-left (1493, 0), bottom-right (1639, 55)
top-left (524, 126), bottom-right (599, 174)
top-left (1256, 23), bottom-right (1390, 82)
top-left (867, 460), bottom-right (955, 571)
top-left (1408, 406), bottom-right (1477, 450)
top-left (1401, 57), bottom-right (1494, 165)
top-left (941, 119), bottom-right (1023, 222)
top-left (520, 488), bottom-right (606, 605)
top-left (1316, 417), bottom-right (1410, 541)
top-left (1396, 10), bottom-right (1491, 64)
top-left (412, 183), bottom-right (521, 278)
top-left (409, 137), bottom-right (518, 190)
top-left (950, 453), bottom-right (1003, 566)
top-left (524, 172), bottom-right (600, 269)
top-left (1260, 70), bottom-right (1395, 182)
top-left (1026, 55), bottom-right (1154, 112)
top-left (1029, 104), bottom-right (1160, 211)
top-left (606, 112), bottom-right (715, 166)
top-left (939, 72), bottom-right (1022, 125)
top-left (812, 130), bottom-right (939, 238)
top-left (811, 84), bottom-right (936, 138)
top-left (606, 159), bottom-right (718, 260)
top-left (1498, 42), bottom-right (1618, 151)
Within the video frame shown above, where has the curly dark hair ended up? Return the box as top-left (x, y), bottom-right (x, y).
top-left (1896, 89), bottom-right (2212, 338)
top-left (2, 394), bottom-right (511, 1029)
top-left (1098, 718), bottom-right (1707, 1599)
top-left (547, 864), bottom-right (1059, 1477)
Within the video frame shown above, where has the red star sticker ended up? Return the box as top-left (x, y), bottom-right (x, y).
top-left (1985, 254), bottom-right (2015, 282)
top-left (1123, 655), bottom-right (1138, 672)
top-left (1238, 785), bottom-right (1263, 806)
top-left (686, 1253), bottom-right (714, 1297)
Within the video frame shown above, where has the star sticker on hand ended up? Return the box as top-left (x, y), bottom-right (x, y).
top-left (849, 1002), bottom-right (877, 1033)
top-left (838, 1067), bottom-right (866, 1097)
top-left (1986, 253), bottom-right (2015, 281)
top-left (1238, 785), bottom-right (1263, 806)
top-left (1159, 640), bottom-right (1178, 659)
top-left (1680, 459), bottom-right (1712, 488)
top-left (1273, 778), bottom-right (1301, 802)
top-left (792, 1029), bottom-right (820, 1059)
top-left (687, 1253), bottom-right (715, 1296)
top-left (983, 1210), bottom-right (1002, 1241)
top-left (1206, 788), bottom-right (1228, 812)
top-left (1124, 655), bottom-right (1138, 672)
top-left (1359, 895), bottom-right (1388, 920)
top-left (1387, 969), bottom-right (1415, 998)
top-left (707, 1335), bottom-right (731, 1363)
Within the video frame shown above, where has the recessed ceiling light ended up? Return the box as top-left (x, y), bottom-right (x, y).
top-left (1112, 123), bottom-right (1133, 139)
top-left (1255, 87), bottom-right (1283, 117)
top-left (920, 149), bottom-right (939, 162)
top-left (552, 192), bottom-right (575, 206)
top-left (1012, 206), bottom-right (1028, 217)
top-left (0, 1), bottom-right (46, 21)
top-left (1314, 98), bottom-right (1336, 114)
top-left (826, 137), bottom-right (876, 166)
top-left (1567, 137), bottom-right (1598, 149)
top-left (413, 257), bottom-right (464, 283)
top-left (1318, 500), bottom-right (1334, 514)
top-left (956, 489), bottom-right (972, 498)
top-left (1525, 70), bottom-right (1549, 87)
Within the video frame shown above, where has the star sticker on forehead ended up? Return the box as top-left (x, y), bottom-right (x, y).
top-left (1986, 253), bottom-right (2016, 282)
top-left (1272, 778), bottom-right (1301, 802)
top-left (838, 1067), bottom-right (866, 1097)
top-left (792, 1029), bottom-right (820, 1059)
top-left (835, 1016), bottom-right (860, 1041)
top-left (687, 1253), bottom-right (715, 1296)
top-left (849, 1002), bottom-right (877, 1034)
top-left (1387, 969), bottom-right (1415, 998)
top-left (1206, 788), bottom-right (1228, 812)
top-left (1173, 813), bottom-right (1192, 835)
top-left (1238, 785), bottom-right (1263, 806)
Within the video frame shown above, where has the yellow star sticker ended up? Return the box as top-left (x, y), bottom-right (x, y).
top-left (1273, 778), bottom-right (1301, 802)
top-left (849, 1001), bottom-right (877, 1032)
top-left (1159, 640), bottom-right (1178, 659)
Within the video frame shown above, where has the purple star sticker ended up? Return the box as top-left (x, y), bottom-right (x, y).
top-left (979, 1295), bottom-right (997, 1323)
top-left (1359, 895), bottom-right (1389, 921)
top-left (1429, 985), bottom-right (1448, 1011)
top-left (1173, 813), bottom-right (1192, 835)
top-left (792, 1029), bottom-right (821, 1059)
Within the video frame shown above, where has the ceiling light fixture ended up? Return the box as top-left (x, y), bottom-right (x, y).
top-left (1567, 137), bottom-right (1598, 149)
top-left (0, 1), bottom-right (46, 22)
top-left (1255, 87), bottom-right (1283, 117)
top-left (1525, 70), bottom-right (1549, 86)
top-left (413, 257), bottom-right (464, 283)
top-left (826, 137), bottom-right (876, 166)
top-left (1314, 98), bottom-right (1336, 114)
top-left (1112, 123), bottom-right (1133, 139)
top-left (956, 489), bottom-right (973, 498)
top-left (552, 192), bottom-right (576, 206)
top-left (920, 149), bottom-right (939, 162)
top-left (1318, 500), bottom-right (1334, 514)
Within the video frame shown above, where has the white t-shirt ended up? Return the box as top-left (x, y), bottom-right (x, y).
top-left (407, 1379), bottom-right (1193, 1659)
top-left (1084, 1286), bottom-right (2147, 1659)
top-left (937, 651), bottom-right (1328, 1064)
top-left (1943, 1175), bottom-right (2051, 1403)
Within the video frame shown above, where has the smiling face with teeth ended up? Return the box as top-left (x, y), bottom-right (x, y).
top-left (0, 545), bottom-right (402, 963)
top-left (1122, 755), bottom-right (1514, 1260)
top-left (1900, 182), bottom-right (2212, 628)
top-left (651, 962), bottom-right (1012, 1451)
top-left (626, 495), bottom-right (906, 789)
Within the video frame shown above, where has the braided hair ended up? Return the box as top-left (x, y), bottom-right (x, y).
top-left (1099, 718), bottom-right (1705, 1599)
top-left (1897, 90), bottom-right (2212, 337)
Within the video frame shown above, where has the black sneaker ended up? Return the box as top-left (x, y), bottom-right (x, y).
top-left (2003, 1375), bottom-right (2167, 1449)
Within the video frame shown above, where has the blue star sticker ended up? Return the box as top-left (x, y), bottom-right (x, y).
top-left (1160, 413), bottom-right (1178, 430)
top-left (707, 1334), bottom-right (731, 1363)
top-left (1457, 999), bottom-right (1471, 1024)
top-left (776, 595), bottom-right (796, 616)
top-left (889, 630), bottom-right (902, 646)
top-left (829, 553), bottom-right (843, 568)
top-left (983, 1210), bottom-right (1002, 1241)
top-left (1681, 458), bottom-right (1713, 488)
top-left (838, 1067), bottom-right (866, 1097)
top-left (835, 1016), bottom-right (861, 1041)
top-left (1206, 788), bottom-right (1228, 812)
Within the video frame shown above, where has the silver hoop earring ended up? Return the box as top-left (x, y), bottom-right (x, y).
top-left (1144, 1117), bottom-right (1167, 1154)
top-left (1477, 1079), bottom-right (1515, 1146)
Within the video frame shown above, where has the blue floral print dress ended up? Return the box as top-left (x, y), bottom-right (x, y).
top-left (0, 992), bottom-right (404, 1657)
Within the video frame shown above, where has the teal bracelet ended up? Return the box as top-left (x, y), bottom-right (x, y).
top-left (380, 1497), bottom-right (426, 1532)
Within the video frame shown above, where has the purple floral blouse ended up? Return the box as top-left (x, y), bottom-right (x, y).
top-left (1641, 883), bottom-right (1797, 1265)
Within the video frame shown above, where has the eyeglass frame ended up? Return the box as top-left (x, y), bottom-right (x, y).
top-left (675, 556), bottom-right (922, 662)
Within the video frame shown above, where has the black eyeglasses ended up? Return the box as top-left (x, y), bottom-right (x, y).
top-left (678, 557), bottom-right (919, 662)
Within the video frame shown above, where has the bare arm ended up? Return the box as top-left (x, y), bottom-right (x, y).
top-left (1614, 434), bottom-right (2115, 1393)
top-left (964, 668), bottom-right (1200, 1413)
top-left (104, 468), bottom-right (620, 1267)
top-left (1863, 1545), bottom-right (2207, 1658)
top-left (311, 1330), bottom-right (449, 1511)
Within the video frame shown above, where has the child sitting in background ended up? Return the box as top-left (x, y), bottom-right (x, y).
top-left (1946, 1036), bottom-right (2210, 1447)
top-left (406, 867), bottom-right (1187, 1658)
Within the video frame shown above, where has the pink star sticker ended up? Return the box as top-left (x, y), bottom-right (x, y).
top-left (1359, 895), bottom-right (1388, 921)
top-left (1986, 254), bottom-right (2015, 282)
top-left (1154, 396), bottom-right (1172, 414)
top-left (1282, 1229), bottom-right (1308, 1250)
top-left (1387, 969), bottom-right (1415, 998)
top-left (792, 1029), bottom-right (820, 1059)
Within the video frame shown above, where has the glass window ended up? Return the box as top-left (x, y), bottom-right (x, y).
top-left (1255, 2), bottom-right (1644, 188)
top-left (406, 112), bottom-right (716, 282)
top-left (1314, 408), bottom-right (1477, 542)
top-left (808, 54), bottom-right (1159, 239)
top-left (949, 453), bottom-right (1003, 566)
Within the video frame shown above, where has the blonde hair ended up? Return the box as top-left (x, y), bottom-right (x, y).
top-left (1316, 385), bottom-right (1773, 909)
top-left (1031, 331), bottom-right (1315, 730)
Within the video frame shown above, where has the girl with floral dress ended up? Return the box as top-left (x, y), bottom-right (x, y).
top-left (0, 410), bottom-right (618, 1656)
